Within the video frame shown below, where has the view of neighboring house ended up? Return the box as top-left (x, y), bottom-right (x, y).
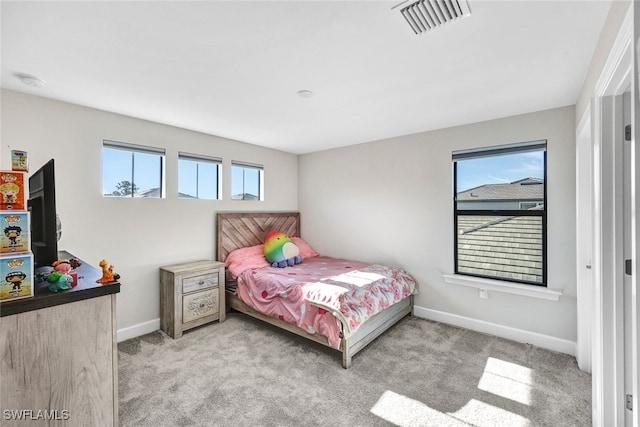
top-left (456, 178), bottom-right (544, 284)
top-left (457, 177), bottom-right (544, 210)
top-left (133, 188), bottom-right (195, 198)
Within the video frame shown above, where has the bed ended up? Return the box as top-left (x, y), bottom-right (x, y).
top-left (216, 212), bottom-right (417, 368)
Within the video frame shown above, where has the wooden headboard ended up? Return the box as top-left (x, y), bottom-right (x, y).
top-left (216, 212), bottom-right (300, 262)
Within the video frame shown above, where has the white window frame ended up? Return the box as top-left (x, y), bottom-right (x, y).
top-left (231, 161), bottom-right (264, 201)
top-left (178, 152), bottom-right (222, 200)
top-left (102, 140), bottom-right (165, 198)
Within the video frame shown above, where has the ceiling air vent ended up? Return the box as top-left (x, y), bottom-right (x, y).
top-left (394, 0), bottom-right (471, 35)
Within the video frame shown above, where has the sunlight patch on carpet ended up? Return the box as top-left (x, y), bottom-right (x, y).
top-left (454, 399), bottom-right (531, 426)
top-left (478, 357), bottom-right (533, 405)
top-left (371, 388), bottom-right (533, 426)
top-left (371, 390), bottom-right (467, 426)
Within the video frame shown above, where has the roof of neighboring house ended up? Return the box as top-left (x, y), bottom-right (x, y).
top-left (232, 193), bottom-right (259, 200)
top-left (457, 177), bottom-right (543, 202)
top-left (457, 215), bottom-right (543, 283)
top-left (134, 188), bottom-right (196, 198)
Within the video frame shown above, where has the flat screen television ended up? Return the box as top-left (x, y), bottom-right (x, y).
top-left (28, 159), bottom-right (58, 268)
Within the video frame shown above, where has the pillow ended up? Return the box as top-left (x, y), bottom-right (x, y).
top-left (225, 244), bottom-right (269, 279)
top-left (264, 230), bottom-right (302, 268)
top-left (291, 237), bottom-right (319, 258)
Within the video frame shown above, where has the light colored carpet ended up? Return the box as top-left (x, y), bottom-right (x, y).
top-left (118, 313), bottom-right (591, 427)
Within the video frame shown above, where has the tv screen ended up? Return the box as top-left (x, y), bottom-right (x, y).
top-left (28, 159), bottom-right (58, 268)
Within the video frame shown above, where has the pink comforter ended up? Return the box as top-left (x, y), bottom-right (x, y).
top-left (235, 256), bottom-right (418, 349)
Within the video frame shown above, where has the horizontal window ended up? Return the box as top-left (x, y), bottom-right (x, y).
top-left (102, 140), bottom-right (165, 198)
top-left (178, 153), bottom-right (221, 200)
top-left (231, 161), bottom-right (263, 201)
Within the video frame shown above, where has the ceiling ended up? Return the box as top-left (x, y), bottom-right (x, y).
top-left (1, 1), bottom-right (611, 155)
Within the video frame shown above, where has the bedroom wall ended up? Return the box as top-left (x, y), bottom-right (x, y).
top-left (0, 89), bottom-right (298, 338)
top-left (298, 105), bottom-right (578, 346)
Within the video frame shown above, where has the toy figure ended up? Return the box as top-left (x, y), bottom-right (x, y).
top-left (6, 271), bottom-right (26, 291)
top-left (4, 225), bottom-right (21, 246)
top-left (47, 271), bottom-right (72, 292)
top-left (0, 182), bottom-right (20, 204)
top-left (52, 259), bottom-right (72, 274)
top-left (264, 230), bottom-right (303, 268)
top-left (96, 259), bottom-right (120, 284)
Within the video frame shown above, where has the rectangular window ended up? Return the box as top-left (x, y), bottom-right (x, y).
top-left (178, 153), bottom-right (222, 200)
top-left (102, 140), bottom-right (165, 198)
top-left (231, 161), bottom-right (263, 201)
top-left (453, 140), bottom-right (547, 286)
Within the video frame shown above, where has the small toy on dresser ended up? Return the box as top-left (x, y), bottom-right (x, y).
top-left (47, 270), bottom-right (73, 292)
top-left (52, 258), bottom-right (80, 286)
top-left (96, 259), bottom-right (120, 284)
top-left (264, 230), bottom-right (303, 268)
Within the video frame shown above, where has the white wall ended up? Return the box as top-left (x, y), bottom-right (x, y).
top-left (299, 105), bottom-right (577, 343)
top-left (575, 0), bottom-right (631, 123)
top-left (0, 89), bottom-right (298, 334)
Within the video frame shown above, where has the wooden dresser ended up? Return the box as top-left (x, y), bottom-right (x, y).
top-left (160, 260), bottom-right (225, 338)
top-left (0, 251), bottom-right (121, 426)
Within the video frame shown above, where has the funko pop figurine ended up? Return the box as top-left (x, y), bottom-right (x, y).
top-left (3, 225), bottom-right (21, 246)
top-left (0, 182), bottom-right (20, 204)
top-left (6, 271), bottom-right (26, 291)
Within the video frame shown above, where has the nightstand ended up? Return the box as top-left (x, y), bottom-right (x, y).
top-left (159, 260), bottom-right (225, 338)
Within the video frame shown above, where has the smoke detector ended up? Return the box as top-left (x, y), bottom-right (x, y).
top-left (393, 0), bottom-right (471, 35)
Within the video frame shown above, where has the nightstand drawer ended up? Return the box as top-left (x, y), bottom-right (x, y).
top-left (182, 289), bottom-right (218, 323)
top-left (182, 272), bottom-right (218, 294)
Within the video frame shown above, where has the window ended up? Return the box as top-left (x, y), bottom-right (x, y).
top-left (453, 141), bottom-right (547, 286)
top-left (178, 153), bottom-right (221, 199)
top-left (231, 161), bottom-right (263, 201)
top-left (102, 140), bottom-right (165, 198)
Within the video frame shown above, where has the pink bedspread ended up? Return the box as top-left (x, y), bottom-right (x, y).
top-left (235, 256), bottom-right (418, 349)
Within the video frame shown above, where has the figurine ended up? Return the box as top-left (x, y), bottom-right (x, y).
top-left (52, 259), bottom-right (72, 274)
top-left (0, 182), bottom-right (20, 204)
top-left (4, 225), bottom-right (22, 246)
top-left (47, 271), bottom-right (72, 292)
top-left (96, 259), bottom-right (120, 284)
top-left (6, 271), bottom-right (26, 291)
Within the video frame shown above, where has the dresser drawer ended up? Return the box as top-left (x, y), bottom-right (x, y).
top-left (182, 272), bottom-right (218, 294)
top-left (182, 289), bottom-right (219, 323)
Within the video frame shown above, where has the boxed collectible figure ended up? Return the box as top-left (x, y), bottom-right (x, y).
top-left (1, 211), bottom-right (30, 254)
top-left (0, 254), bottom-right (34, 302)
top-left (11, 150), bottom-right (29, 172)
top-left (0, 171), bottom-right (26, 211)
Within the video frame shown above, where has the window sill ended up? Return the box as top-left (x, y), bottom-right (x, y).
top-left (442, 274), bottom-right (562, 301)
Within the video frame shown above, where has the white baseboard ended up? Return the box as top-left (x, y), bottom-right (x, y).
top-left (414, 305), bottom-right (577, 356)
top-left (117, 318), bottom-right (160, 343)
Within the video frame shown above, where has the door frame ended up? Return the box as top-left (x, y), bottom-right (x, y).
top-left (590, 6), bottom-right (638, 426)
top-left (576, 106), bottom-right (593, 373)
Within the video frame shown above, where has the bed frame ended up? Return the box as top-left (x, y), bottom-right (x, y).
top-left (216, 212), bottom-right (413, 368)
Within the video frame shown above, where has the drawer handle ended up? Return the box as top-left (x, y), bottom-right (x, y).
top-left (199, 303), bottom-right (205, 309)
top-left (198, 280), bottom-right (205, 285)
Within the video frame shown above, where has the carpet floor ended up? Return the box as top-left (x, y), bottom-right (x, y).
top-left (118, 313), bottom-right (591, 427)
